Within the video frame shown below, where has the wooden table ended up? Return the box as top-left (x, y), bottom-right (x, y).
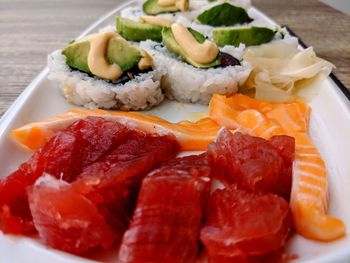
top-left (0, 0), bottom-right (349, 117)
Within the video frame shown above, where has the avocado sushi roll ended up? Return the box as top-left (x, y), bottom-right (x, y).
top-left (140, 24), bottom-right (252, 104)
top-left (47, 32), bottom-right (164, 111)
top-left (119, 0), bottom-right (276, 44)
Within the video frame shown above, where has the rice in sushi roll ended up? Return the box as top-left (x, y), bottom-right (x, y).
top-left (47, 32), bottom-right (164, 111)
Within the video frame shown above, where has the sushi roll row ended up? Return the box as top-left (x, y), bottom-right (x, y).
top-left (47, 0), bottom-right (289, 110)
top-left (48, 32), bottom-right (163, 111)
top-left (119, 0), bottom-right (282, 42)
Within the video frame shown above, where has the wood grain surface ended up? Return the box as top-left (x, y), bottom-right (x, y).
top-left (0, 0), bottom-right (349, 117)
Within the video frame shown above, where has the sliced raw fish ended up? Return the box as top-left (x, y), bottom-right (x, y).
top-left (200, 186), bottom-right (292, 263)
top-left (118, 155), bottom-right (211, 263)
top-left (208, 129), bottom-right (294, 199)
top-left (29, 132), bottom-right (179, 254)
top-left (74, 131), bottom-right (180, 236)
top-left (0, 117), bottom-right (130, 234)
top-left (28, 176), bottom-right (116, 254)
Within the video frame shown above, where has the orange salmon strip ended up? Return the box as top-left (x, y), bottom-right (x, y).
top-left (209, 94), bottom-right (345, 241)
top-left (11, 109), bottom-right (220, 152)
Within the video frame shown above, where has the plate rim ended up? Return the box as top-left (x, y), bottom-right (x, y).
top-left (0, 1), bottom-right (349, 263)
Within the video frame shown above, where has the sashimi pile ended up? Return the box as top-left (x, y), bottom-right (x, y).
top-left (1, 114), bottom-right (295, 262)
top-left (0, 92), bottom-right (346, 262)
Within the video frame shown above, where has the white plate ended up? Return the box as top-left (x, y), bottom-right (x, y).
top-left (0, 1), bottom-right (350, 262)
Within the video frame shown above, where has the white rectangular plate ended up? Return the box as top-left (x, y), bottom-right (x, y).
top-left (0, 1), bottom-right (350, 262)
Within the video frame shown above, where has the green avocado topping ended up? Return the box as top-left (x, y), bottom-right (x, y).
top-left (197, 3), bottom-right (253, 26)
top-left (143, 0), bottom-right (179, 15)
top-left (162, 27), bottom-right (221, 68)
top-left (62, 35), bottom-right (142, 74)
top-left (106, 37), bottom-right (142, 72)
top-left (187, 28), bottom-right (206, 43)
top-left (213, 26), bottom-right (275, 47)
top-left (62, 41), bottom-right (91, 73)
top-left (116, 16), bottom-right (164, 42)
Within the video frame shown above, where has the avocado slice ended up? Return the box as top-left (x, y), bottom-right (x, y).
top-left (162, 27), bottom-right (221, 68)
top-left (62, 40), bottom-right (91, 73)
top-left (106, 36), bottom-right (142, 71)
top-left (143, 0), bottom-right (185, 15)
top-left (197, 3), bottom-right (252, 26)
top-left (213, 26), bottom-right (275, 47)
top-left (187, 27), bottom-right (206, 43)
top-left (62, 34), bottom-right (142, 74)
top-left (116, 16), bottom-right (164, 42)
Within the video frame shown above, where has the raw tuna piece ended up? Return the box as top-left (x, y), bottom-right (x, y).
top-left (75, 132), bottom-right (180, 237)
top-left (29, 132), bottom-right (180, 254)
top-left (208, 130), bottom-right (294, 199)
top-left (269, 135), bottom-right (295, 165)
top-left (118, 155), bottom-right (211, 263)
top-left (158, 153), bottom-right (211, 178)
top-left (28, 176), bottom-right (116, 254)
top-left (200, 186), bottom-right (292, 263)
top-left (0, 117), bottom-right (131, 234)
top-left (269, 135), bottom-right (295, 199)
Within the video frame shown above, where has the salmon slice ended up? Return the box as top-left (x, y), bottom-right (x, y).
top-left (11, 109), bottom-right (220, 151)
top-left (209, 94), bottom-right (345, 241)
top-left (291, 132), bottom-right (345, 241)
top-left (266, 102), bottom-right (310, 133)
top-left (209, 94), bottom-right (310, 135)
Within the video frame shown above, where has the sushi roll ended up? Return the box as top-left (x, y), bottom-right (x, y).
top-left (47, 32), bottom-right (164, 111)
top-left (140, 24), bottom-right (252, 104)
top-left (119, 0), bottom-right (255, 38)
top-left (118, 0), bottom-right (283, 48)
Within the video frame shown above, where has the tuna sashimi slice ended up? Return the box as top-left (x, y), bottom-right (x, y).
top-left (28, 176), bottom-right (117, 254)
top-left (208, 129), bottom-right (294, 199)
top-left (0, 117), bottom-right (130, 234)
top-left (29, 132), bottom-right (180, 254)
top-left (118, 155), bottom-right (211, 263)
top-left (74, 132), bottom-right (180, 237)
top-left (200, 186), bottom-right (292, 263)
